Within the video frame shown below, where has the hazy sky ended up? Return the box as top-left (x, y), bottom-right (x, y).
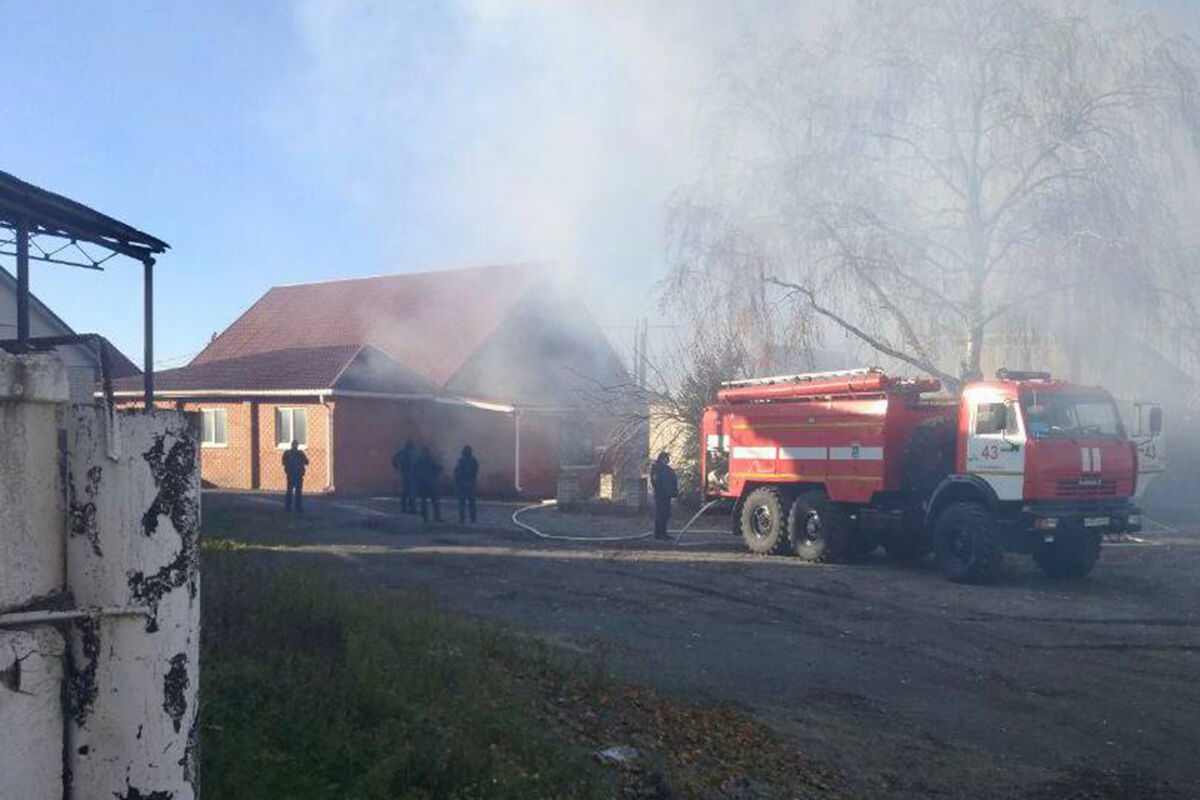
top-left (1, 0), bottom-right (1196, 369)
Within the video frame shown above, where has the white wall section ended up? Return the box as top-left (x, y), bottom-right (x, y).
top-left (0, 351), bottom-right (201, 800)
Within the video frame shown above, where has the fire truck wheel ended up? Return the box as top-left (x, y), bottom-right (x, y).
top-left (933, 502), bottom-right (1003, 584)
top-left (1034, 532), bottom-right (1101, 579)
top-left (732, 496), bottom-right (746, 538)
top-left (788, 491), bottom-right (851, 563)
top-left (739, 487), bottom-right (792, 555)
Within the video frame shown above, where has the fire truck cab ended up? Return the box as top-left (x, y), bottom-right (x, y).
top-left (701, 368), bottom-right (1158, 583)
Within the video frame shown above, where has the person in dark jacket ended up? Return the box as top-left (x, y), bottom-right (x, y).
top-left (650, 451), bottom-right (678, 540)
top-left (453, 445), bottom-right (480, 524)
top-left (282, 440), bottom-right (309, 512)
top-left (412, 446), bottom-right (443, 523)
top-left (392, 438), bottom-right (417, 514)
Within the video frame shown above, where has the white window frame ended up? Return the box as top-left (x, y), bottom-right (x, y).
top-left (275, 407), bottom-right (309, 449)
top-left (201, 408), bottom-right (228, 448)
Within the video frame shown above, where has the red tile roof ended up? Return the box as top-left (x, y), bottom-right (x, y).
top-left (112, 345), bottom-right (364, 394)
top-left (192, 263), bottom-right (545, 388)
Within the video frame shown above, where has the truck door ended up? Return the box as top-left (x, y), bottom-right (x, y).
top-left (964, 391), bottom-right (1026, 501)
top-left (1131, 402), bottom-right (1164, 498)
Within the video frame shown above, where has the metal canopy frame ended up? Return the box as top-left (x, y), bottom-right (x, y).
top-left (0, 170), bottom-right (169, 408)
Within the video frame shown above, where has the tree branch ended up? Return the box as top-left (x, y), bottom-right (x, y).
top-left (764, 275), bottom-right (961, 391)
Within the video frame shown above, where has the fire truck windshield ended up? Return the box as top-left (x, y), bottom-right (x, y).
top-left (1019, 392), bottom-right (1125, 438)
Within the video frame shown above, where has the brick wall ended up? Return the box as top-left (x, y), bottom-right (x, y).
top-left (255, 401), bottom-right (331, 492)
top-left (193, 401), bottom-right (254, 489)
top-left (125, 398), bottom-right (333, 492)
top-left (332, 396), bottom-right (560, 497)
top-left (127, 394), bottom-right (557, 497)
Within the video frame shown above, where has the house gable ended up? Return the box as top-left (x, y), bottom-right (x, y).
top-left (444, 281), bottom-right (629, 407)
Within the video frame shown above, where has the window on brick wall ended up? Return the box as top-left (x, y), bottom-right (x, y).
top-left (201, 409), bottom-right (228, 447)
top-left (275, 407), bottom-right (308, 448)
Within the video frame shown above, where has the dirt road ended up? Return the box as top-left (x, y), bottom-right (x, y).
top-left (206, 493), bottom-right (1200, 799)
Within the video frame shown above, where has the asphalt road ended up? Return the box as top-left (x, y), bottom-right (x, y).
top-left (207, 492), bottom-right (1200, 799)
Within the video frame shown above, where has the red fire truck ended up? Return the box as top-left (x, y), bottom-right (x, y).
top-left (701, 368), bottom-right (1162, 582)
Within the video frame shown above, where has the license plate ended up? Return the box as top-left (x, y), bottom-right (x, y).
top-left (1084, 517), bottom-right (1109, 528)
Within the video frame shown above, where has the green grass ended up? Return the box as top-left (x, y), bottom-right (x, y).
top-left (201, 501), bottom-right (333, 545)
top-left (200, 550), bottom-right (611, 800)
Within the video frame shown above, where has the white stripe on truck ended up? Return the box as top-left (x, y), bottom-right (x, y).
top-left (829, 446), bottom-right (883, 460)
top-left (778, 446), bottom-right (827, 460)
top-left (732, 446), bottom-right (777, 460)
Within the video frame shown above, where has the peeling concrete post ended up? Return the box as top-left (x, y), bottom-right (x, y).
top-left (0, 628), bottom-right (66, 799)
top-left (0, 353), bottom-right (201, 799)
top-left (0, 350), bottom-right (69, 611)
top-left (65, 407), bottom-right (201, 800)
top-left (0, 351), bottom-right (69, 800)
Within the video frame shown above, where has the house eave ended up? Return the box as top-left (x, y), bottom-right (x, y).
top-left (103, 386), bottom-right (577, 415)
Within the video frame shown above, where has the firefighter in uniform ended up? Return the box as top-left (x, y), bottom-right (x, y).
top-left (392, 438), bottom-right (417, 513)
top-left (413, 446), bottom-right (443, 523)
top-left (454, 445), bottom-right (480, 524)
top-left (650, 451), bottom-right (678, 540)
top-left (282, 440), bottom-right (309, 512)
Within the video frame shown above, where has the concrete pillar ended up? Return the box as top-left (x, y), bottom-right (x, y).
top-left (0, 627), bottom-right (66, 799)
top-left (65, 407), bottom-right (201, 800)
top-left (0, 350), bottom-right (69, 612)
top-left (0, 351), bottom-right (69, 800)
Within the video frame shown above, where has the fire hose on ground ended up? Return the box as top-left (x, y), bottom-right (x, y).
top-left (511, 498), bottom-right (725, 546)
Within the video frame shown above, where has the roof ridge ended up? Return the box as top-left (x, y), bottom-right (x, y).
top-left (186, 263), bottom-right (561, 388)
top-left (269, 261), bottom-right (552, 290)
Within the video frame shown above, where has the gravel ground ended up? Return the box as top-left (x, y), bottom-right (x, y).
top-left (206, 491), bottom-right (1200, 799)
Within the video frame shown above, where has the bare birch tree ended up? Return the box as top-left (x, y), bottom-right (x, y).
top-left (666, 0), bottom-right (1200, 392)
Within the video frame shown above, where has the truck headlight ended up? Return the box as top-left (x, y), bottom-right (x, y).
top-left (1127, 514), bottom-right (1141, 528)
top-left (1034, 517), bottom-right (1059, 530)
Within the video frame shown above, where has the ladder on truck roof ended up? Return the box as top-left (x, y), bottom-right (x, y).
top-left (720, 367), bottom-right (882, 389)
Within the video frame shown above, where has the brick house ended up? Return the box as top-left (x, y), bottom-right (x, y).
top-left (112, 264), bottom-right (630, 497)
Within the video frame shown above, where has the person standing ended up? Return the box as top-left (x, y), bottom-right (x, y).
top-left (282, 440), bottom-right (309, 512)
top-left (392, 438), bottom-right (417, 513)
top-left (650, 451), bottom-right (678, 541)
top-left (413, 446), bottom-right (443, 523)
top-left (453, 445), bottom-right (480, 524)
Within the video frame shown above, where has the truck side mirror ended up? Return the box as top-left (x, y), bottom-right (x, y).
top-left (1149, 406), bottom-right (1162, 435)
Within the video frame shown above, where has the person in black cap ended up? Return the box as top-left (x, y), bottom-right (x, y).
top-left (282, 440), bottom-right (309, 512)
top-left (392, 438), bottom-right (417, 514)
top-left (413, 446), bottom-right (443, 523)
top-left (453, 445), bottom-right (480, 524)
top-left (650, 451), bottom-right (678, 540)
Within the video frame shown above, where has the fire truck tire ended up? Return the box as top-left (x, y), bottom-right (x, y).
top-left (732, 496), bottom-right (746, 538)
top-left (1034, 532), bottom-right (1101, 579)
top-left (933, 502), bottom-right (1003, 583)
top-left (788, 491), bottom-right (852, 563)
top-left (739, 487), bottom-right (792, 555)
top-left (904, 417), bottom-right (957, 495)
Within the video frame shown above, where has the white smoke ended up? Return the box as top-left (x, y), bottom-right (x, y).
top-left (280, 0), bottom-right (828, 337)
top-left (278, 0), bottom-right (1199, 370)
